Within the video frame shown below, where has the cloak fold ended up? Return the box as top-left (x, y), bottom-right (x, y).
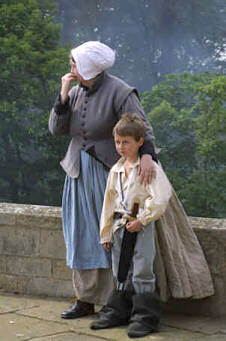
top-left (154, 187), bottom-right (214, 302)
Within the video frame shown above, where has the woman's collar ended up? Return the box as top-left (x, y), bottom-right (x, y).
top-left (79, 71), bottom-right (105, 95)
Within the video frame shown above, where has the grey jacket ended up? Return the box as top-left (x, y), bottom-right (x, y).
top-left (49, 72), bottom-right (156, 178)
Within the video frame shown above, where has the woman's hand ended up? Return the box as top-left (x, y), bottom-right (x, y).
top-left (126, 219), bottom-right (142, 233)
top-left (60, 73), bottom-right (77, 103)
top-left (138, 154), bottom-right (156, 186)
top-left (103, 242), bottom-right (112, 251)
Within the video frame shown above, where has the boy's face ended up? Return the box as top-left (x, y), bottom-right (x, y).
top-left (114, 134), bottom-right (144, 160)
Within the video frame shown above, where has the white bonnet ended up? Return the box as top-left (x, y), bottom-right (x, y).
top-left (71, 41), bottom-right (115, 80)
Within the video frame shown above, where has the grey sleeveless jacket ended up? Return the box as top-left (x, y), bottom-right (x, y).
top-left (49, 72), bottom-right (156, 178)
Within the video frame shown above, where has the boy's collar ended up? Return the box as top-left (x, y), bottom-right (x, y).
top-left (112, 157), bottom-right (141, 173)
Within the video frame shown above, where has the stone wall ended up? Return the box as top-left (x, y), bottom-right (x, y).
top-left (0, 203), bottom-right (73, 297)
top-left (0, 203), bottom-right (225, 316)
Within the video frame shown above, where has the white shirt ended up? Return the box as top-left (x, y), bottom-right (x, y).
top-left (100, 157), bottom-right (172, 243)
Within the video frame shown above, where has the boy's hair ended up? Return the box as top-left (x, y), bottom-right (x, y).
top-left (113, 113), bottom-right (146, 141)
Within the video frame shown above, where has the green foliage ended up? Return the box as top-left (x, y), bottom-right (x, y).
top-left (0, 0), bottom-right (225, 220)
top-left (142, 73), bottom-right (226, 218)
top-left (0, 0), bottom-right (69, 205)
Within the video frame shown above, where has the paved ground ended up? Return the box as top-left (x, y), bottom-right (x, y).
top-left (0, 292), bottom-right (225, 341)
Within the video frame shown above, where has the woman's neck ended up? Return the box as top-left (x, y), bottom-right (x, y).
top-left (81, 79), bottom-right (95, 88)
top-left (81, 74), bottom-right (100, 88)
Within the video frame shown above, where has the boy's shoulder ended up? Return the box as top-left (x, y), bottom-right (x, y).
top-left (110, 157), bottom-right (125, 173)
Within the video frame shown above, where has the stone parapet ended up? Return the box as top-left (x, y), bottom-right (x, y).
top-left (0, 203), bottom-right (225, 316)
top-left (0, 203), bottom-right (72, 297)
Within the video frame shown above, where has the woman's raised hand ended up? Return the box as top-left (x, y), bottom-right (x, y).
top-left (60, 73), bottom-right (77, 104)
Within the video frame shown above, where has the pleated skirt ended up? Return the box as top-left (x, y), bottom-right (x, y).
top-left (62, 150), bottom-right (111, 270)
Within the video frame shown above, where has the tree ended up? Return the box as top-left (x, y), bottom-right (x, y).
top-left (55, 0), bottom-right (226, 91)
top-left (142, 72), bottom-right (226, 217)
top-left (0, 0), bottom-right (69, 205)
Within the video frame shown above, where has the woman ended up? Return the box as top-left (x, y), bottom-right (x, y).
top-left (49, 41), bottom-right (158, 318)
top-left (49, 41), bottom-right (214, 319)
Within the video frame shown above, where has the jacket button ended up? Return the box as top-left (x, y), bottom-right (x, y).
top-left (81, 122), bottom-right (85, 126)
top-left (83, 143), bottom-right (86, 148)
top-left (84, 107), bottom-right (87, 111)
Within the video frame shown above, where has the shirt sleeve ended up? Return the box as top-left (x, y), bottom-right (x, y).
top-left (119, 91), bottom-right (158, 161)
top-left (99, 171), bottom-right (117, 244)
top-left (136, 163), bottom-right (172, 225)
top-left (53, 94), bottom-right (70, 116)
top-left (48, 87), bottom-right (78, 136)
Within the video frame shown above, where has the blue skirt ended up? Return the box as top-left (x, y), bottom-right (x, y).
top-left (62, 150), bottom-right (111, 270)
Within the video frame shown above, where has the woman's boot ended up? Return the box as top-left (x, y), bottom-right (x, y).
top-left (127, 292), bottom-right (161, 338)
top-left (90, 289), bottom-right (133, 330)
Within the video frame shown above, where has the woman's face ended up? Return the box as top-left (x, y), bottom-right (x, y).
top-left (69, 58), bottom-right (84, 83)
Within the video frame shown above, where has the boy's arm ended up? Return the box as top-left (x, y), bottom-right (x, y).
top-left (136, 163), bottom-right (172, 225)
top-left (100, 171), bottom-right (116, 244)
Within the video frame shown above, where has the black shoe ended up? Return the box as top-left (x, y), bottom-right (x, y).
top-left (61, 301), bottom-right (94, 319)
top-left (127, 321), bottom-right (155, 338)
top-left (97, 305), bottom-right (109, 316)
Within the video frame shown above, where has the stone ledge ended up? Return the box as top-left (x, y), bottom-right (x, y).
top-left (0, 203), bottom-right (62, 229)
top-left (1, 202), bottom-right (225, 230)
top-left (190, 216), bottom-right (226, 229)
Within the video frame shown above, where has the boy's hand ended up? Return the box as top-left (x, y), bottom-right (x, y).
top-left (126, 219), bottom-right (142, 233)
top-left (103, 242), bottom-right (112, 251)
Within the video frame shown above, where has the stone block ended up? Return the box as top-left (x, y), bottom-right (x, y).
top-left (0, 226), bottom-right (40, 256)
top-left (52, 260), bottom-right (72, 280)
top-left (13, 275), bottom-right (32, 294)
top-left (40, 230), bottom-right (66, 259)
top-left (16, 214), bottom-right (62, 230)
top-left (194, 229), bottom-right (225, 277)
top-left (0, 257), bottom-right (6, 273)
top-left (26, 277), bottom-right (74, 297)
top-left (6, 257), bottom-right (51, 277)
top-left (212, 277), bottom-right (226, 298)
top-left (190, 216), bottom-right (226, 230)
top-left (0, 213), bottom-right (16, 226)
top-left (0, 203), bottom-right (62, 230)
top-left (0, 274), bottom-right (18, 292)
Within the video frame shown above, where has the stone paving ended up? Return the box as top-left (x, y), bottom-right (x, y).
top-left (0, 293), bottom-right (225, 341)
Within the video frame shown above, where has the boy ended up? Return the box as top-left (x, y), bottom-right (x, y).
top-left (90, 113), bottom-right (172, 338)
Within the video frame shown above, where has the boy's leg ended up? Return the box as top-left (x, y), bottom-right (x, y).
top-left (90, 226), bottom-right (133, 330)
top-left (128, 222), bottom-right (161, 338)
top-left (112, 226), bottom-right (134, 292)
top-left (132, 221), bottom-right (156, 294)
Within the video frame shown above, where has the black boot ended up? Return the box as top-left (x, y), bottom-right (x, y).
top-left (61, 300), bottom-right (94, 319)
top-left (127, 292), bottom-right (161, 338)
top-left (90, 290), bottom-right (133, 330)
